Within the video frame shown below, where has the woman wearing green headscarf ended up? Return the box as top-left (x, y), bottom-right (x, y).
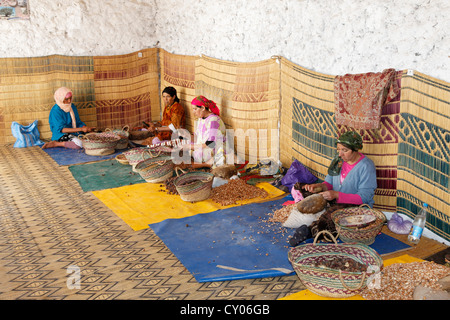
top-left (303, 131), bottom-right (377, 207)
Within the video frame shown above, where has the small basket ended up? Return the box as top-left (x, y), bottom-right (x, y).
top-left (134, 155), bottom-right (174, 183)
top-left (123, 148), bottom-right (154, 171)
top-left (80, 132), bottom-right (121, 156)
top-left (288, 230), bottom-right (383, 298)
top-left (173, 167), bottom-right (214, 202)
top-left (115, 153), bottom-right (129, 165)
top-left (106, 125), bottom-right (129, 149)
top-left (332, 204), bottom-right (387, 245)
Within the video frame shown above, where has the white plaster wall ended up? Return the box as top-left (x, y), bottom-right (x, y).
top-left (0, 0), bottom-right (448, 82)
top-left (155, 0), bottom-right (450, 82)
top-left (0, 0), bottom-right (158, 57)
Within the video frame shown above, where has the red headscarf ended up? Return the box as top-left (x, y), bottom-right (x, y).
top-left (191, 95), bottom-right (220, 116)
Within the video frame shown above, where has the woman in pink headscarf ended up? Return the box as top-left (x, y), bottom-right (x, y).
top-left (42, 87), bottom-right (95, 149)
top-left (179, 95), bottom-right (227, 169)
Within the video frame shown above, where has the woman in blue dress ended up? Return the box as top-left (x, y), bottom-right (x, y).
top-left (42, 87), bottom-right (95, 149)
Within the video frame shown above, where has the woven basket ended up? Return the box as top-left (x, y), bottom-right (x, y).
top-left (123, 148), bottom-right (152, 171)
top-left (80, 132), bottom-right (121, 156)
top-left (173, 167), bottom-right (214, 202)
top-left (134, 155), bottom-right (174, 183)
top-left (106, 125), bottom-right (130, 149)
top-left (129, 130), bottom-right (153, 140)
top-left (288, 230), bottom-right (383, 298)
top-left (115, 153), bottom-right (129, 165)
top-left (332, 204), bottom-right (387, 245)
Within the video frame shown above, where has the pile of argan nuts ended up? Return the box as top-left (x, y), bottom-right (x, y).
top-left (210, 178), bottom-right (268, 206)
top-left (361, 261), bottom-right (450, 300)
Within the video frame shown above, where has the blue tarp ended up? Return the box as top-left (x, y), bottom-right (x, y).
top-left (150, 197), bottom-right (411, 282)
top-left (43, 147), bottom-right (125, 166)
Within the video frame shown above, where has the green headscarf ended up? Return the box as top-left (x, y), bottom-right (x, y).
top-left (327, 131), bottom-right (363, 176)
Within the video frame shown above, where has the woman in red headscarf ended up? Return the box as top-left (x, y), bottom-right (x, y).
top-left (42, 87), bottom-right (95, 149)
top-left (181, 95), bottom-right (227, 169)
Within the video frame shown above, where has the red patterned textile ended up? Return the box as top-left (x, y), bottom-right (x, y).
top-left (334, 68), bottom-right (399, 129)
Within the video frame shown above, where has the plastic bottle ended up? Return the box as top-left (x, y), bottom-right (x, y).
top-left (408, 203), bottom-right (428, 244)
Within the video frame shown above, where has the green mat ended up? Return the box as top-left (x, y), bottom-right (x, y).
top-left (69, 159), bottom-right (146, 192)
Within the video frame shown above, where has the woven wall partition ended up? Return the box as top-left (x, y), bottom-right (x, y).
top-left (93, 48), bottom-right (160, 129)
top-left (396, 71), bottom-right (450, 242)
top-left (0, 55), bottom-right (96, 144)
top-left (0, 49), bottom-right (160, 144)
top-left (279, 58), bottom-right (403, 212)
top-left (159, 49), bottom-right (199, 133)
top-left (195, 55), bottom-right (280, 163)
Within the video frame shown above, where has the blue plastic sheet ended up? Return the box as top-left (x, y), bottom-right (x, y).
top-left (43, 147), bottom-right (124, 166)
top-left (150, 198), bottom-right (295, 282)
top-left (150, 197), bottom-right (411, 282)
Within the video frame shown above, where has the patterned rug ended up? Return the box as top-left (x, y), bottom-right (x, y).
top-left (0, 144), bottom-right (304, 300)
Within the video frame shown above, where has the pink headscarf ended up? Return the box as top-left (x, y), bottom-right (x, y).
top-left (191, 95), bottom-right (220, 116)
top-left (54, 87), bottom-right (76, 128)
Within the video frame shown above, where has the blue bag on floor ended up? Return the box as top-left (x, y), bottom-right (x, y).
top-left (11, 120), bottom-right (45, 148)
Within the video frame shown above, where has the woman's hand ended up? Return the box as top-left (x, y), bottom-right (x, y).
top-left (81, 126), bottom-right (96, 133)
top-left (320, 190), bottom-right (339, 201)
top-left (302, 183), bottom-right (325, 193)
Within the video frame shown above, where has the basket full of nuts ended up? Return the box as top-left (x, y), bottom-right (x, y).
top-left (173, 167), bottom-right (214, 202)
top-left (331, 204), bottom-right (387, 245)
top-left (288, 230), bottom-right (383, 298)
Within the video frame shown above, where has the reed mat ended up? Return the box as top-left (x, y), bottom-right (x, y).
top-left (195, 55), bottom-right (280, 162)
top-left (159, 49), bottom-right (199, 134)
top-left (279, 57), bottom-right (402, 212)
top-left (0, 144), bottom-right (305, 300)
top-left (93, 48), bottom-right (160, 129)
top-left (396, 71), bottom-right (450, 243)
top-left (92, 182), bottom-right (285, 231)
top-left (0, 55), bottom-right (96, 144)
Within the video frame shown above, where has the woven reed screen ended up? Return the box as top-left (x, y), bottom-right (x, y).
top-left (0, 49), bottom-right (159, 144)
top-left (159, 49), bottom-right (199, 133)
top-left (93, 48), bottom-right (160, 129)
top-left (397, 71), bottom-right (450, 242)
top-left (0, 55), bottom-right (95, 144)
top-left (279, 57), bottom-right (403, 212)
top-left (195, 55), bottom-right (280, 163)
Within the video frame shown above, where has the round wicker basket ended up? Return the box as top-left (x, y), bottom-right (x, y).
top-left (332, 204), bottom-right (387, 245)
top-left (173, 167), bottom-right (214, 202)
top-left (105, 125), bottom-right (129, 149)
top-left (80, 132), bottom-right (121, 156)
top-left (134, 155), bottom-right (174, 183)
top-left (288, 230), bottom-right (383, 298)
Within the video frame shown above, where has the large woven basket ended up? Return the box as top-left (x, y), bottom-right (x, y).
top-left (105, 125), bottom-right (129, 149)
top-left (332, 204), bottom-right (387, 245)
top-left (134, 155), bottom-right (174, 183)
top-left (80, 132), bottom-right (121, 156)
top-left (173, 168), bottom-right (214, 202)
top-left (288, 231), bottom-right (383, 298)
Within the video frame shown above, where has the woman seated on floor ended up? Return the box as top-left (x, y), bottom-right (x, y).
top-left (42, 87), bottom-right (96, 149)
top-left (302, 130), bottom-right (377, 208)
top-left (176, 95), bottom-right (227, 169)
top-left (147, 86), bottom-right (186, 145)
